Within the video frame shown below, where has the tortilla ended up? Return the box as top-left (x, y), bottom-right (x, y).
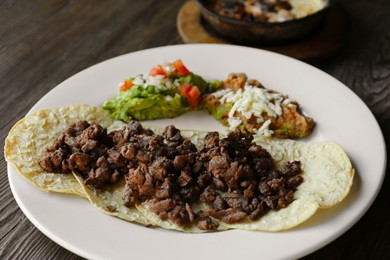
top-left (4, 104), bottom-right (124, 197)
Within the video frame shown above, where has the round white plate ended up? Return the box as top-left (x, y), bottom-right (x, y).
top-left (8, 44), bottom-right (386, 260)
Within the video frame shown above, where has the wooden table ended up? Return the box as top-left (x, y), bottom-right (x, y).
top-left (1, 0), bottom-right (389, 259)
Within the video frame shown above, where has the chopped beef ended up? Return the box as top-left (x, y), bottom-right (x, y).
top-left (209, 208), bottom-right (248, 224)
top-left (40, 120), bottom-right (304, 230)
top-left (208, 156), bottom-right (229, 178)
top-left (67, 152), bottom-right (92, 172)
top-left (223, 193), bottom-right (248, 210)
top-left (150, 199), bottom-right (175, 214)
top-left (200, 187), bottom-right (217, 204)
top-left (163, 125), bottom-right (182, 141)
top-left (185, 203), bottom-right (196, 223)
top-left (212, 196), bottom-right (226, 211)
top-left (197, 216), bottom-right (219, 230)
top-left (120, 142), bottom-right (137, 160)
top-left (127, 120), bottom-right (143, 134)
top-left (39, 120), bottom-right (154, 189)
top-left (123, 182), bottom-right (138, 207)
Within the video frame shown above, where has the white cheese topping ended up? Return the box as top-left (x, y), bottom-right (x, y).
top-left (213, 82), bottom-right (292, 135)
top-left (256, 119), bottom-right (273, 136)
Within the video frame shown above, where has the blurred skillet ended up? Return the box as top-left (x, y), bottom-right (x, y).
top-left (196, 0), bottom-right (332, 45)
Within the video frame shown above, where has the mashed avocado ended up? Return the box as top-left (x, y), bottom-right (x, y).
top-left (102, 59), bottom-right (221, 122)
top-left (102, 89), bottom-right (189, 121)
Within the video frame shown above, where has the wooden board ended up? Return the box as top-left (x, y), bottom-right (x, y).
top-left (177, 0), bottom-right (349, 61)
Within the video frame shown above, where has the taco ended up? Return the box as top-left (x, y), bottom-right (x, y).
top-left (5, 104), bottom-right (353, 232)
top-left (4, 104), bottom-right (125, 197)
top-left (130, 128), bottom-right (353, 232)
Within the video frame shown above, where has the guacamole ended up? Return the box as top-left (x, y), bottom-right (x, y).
top-left (102, 88), bottom-right (189, 121)
top-left (102, 59), bottom-right (220, 122)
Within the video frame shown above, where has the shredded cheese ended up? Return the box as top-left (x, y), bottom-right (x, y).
top-left (212, 82), bottom-right (292, 134)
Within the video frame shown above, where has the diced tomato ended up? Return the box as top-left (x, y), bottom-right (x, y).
top-left (187, 86), bottom-right (200, 109)
top-left (173, 59), bottom-right (190, 76)
top-left (149, 65), bottom-right (167, 77)
top-left (189, 85), bottom-right (200, 99)
top-left (119, 80), bottom-right (133, 91)
top-left (179, 83), bottom-right (200, 109)
top-left (179, 83), bottom-right (192, 96)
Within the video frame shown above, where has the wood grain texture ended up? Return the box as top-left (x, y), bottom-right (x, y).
top-left (0, 0), bottom-right (389, 259)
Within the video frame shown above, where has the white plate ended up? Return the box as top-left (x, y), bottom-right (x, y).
top-left (8, 44), bottom-right (386, 260)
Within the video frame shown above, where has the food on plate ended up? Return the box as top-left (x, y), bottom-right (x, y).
top-left (132, 127), bottom-right (305, 231)
top-left (202, 73), bottom-right (314, 138)
top-left (5, 104), bottom-right (353, 232)
top-left (102, 59), bottom-right (221, 122)
top-left (212, 0), bottom-right (326, 23)
top-left (102, 59), bottom-right (314, 139)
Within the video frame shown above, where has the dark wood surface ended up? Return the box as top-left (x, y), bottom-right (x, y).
top-left (0, 0), bottom-right (388, 259)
